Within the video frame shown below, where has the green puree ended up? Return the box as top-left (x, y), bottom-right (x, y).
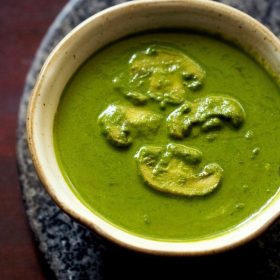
top-left (54, 32), bottom-right (280, 241)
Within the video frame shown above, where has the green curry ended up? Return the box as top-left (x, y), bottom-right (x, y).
top-left (54, 32), bottom-right (280, 241)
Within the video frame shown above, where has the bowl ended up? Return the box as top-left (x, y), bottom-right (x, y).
top-left (27, 0), bottom-right (280, 255)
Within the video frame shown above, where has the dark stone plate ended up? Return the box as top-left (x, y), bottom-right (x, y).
top-left (16, 0), bottom-right (280, 279)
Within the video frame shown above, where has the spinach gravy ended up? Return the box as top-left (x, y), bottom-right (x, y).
top-left (54, 32), bottom-right (280, 241)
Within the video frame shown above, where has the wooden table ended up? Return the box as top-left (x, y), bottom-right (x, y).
top-left (0, 1), bottom-right (67, 278)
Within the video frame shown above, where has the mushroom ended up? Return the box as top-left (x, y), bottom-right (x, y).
top-left (135, 143), bottom-right (223, 196)
top-left (98, 104), bottom-right (162, 147)
top-left (114, 45), bottom-right (205, 107)
top-left (167, 96), bottom-right (246, 138)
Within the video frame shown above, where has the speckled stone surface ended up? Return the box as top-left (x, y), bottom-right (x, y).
top-left (17, 0), bottom-right (280, 279)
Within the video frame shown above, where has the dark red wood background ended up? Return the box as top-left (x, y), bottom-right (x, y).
top-left (0, 1), bottom-right (67, 279)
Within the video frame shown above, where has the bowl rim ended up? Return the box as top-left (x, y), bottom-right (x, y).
top-left (27, 0), bottom-right (280, 256)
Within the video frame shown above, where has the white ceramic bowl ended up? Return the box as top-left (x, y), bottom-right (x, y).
top-left (27, 0), bottom-right (280, 255)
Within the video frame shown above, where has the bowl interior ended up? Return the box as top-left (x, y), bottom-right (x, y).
top-left (27, 0), bottom-right (280, 255)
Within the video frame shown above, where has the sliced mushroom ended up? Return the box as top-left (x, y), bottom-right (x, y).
top-left (135, 143), bottom-right (223, 196)
top-left (167, 96), bottom-right (245, 138)
top-left (98, 104), bottom-right (162, 147)
top-left (114, 45), bottom-right (205, 107)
